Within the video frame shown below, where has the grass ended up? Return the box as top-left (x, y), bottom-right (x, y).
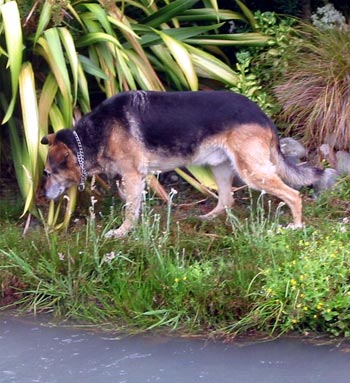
top-left (1, 179), bottom-right (350, 338)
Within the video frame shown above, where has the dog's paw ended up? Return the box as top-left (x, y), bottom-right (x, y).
top-left (198, 213), bottom-right (216, 221)
top-left (198, 211), bottom-right (225, 221)
top-left (105, 228), bottom-right (128, 239)
top-left (198, 207), bottom-right (227, 221)
top-left (286, 222), bottom-right (305, 230)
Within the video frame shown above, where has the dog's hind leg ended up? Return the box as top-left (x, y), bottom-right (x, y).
top-left (105, 172), bottom-right (145, 238)
top-left (222, 126), bottom-right (304, 227)
top-left (199, 161), bottom-right (234, 220)
top-left (234, 154), bottom-right (303, 228)
top-left (248, 173), bottom-right (302, 227)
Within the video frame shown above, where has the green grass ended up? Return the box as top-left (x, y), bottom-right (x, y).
top-left (1, 180), bottom-right (350, 338)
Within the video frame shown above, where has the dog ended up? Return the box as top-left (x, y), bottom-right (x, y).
top-left (41, 90), bottom-right (323, 238)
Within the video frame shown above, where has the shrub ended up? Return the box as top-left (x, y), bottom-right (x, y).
top-left (274, 21), bottom-right (350, 151)
top-left (245, 226), bottom-right (350, 337)
top-left (230, 11), bottom-right (296, 116)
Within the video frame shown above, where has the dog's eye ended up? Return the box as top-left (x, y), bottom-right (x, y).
top-left (43, 169), bottom-right (51, 177)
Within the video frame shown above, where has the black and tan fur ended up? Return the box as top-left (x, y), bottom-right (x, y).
top-left (41, 90), bottom-right (323, 238)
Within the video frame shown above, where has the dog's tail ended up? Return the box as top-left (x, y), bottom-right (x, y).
top-left (271, 136), bottom-right (324, 189)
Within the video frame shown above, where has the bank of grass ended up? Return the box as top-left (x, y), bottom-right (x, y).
top-left (1, 179), bottom-right (350, 338)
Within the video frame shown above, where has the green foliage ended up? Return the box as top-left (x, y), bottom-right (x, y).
top-left (230, 50), bottom-right (275, 114)
top-left (246, 228), bottom-right (350, 337)
top-left (230, 11), bottom-right (296, 116)
top-left (1, 185), bottom-right (350, 338)
top-left (0, 191), bottom-right (246, 328)
top-left (252, 11), bottom-right (296, 78)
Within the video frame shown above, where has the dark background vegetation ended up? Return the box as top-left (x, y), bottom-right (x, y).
top-left (229, 0), bottom-right (350, 18)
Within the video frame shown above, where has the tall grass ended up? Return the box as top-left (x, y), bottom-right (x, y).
top-left (1, 180), bottom-right (350, 338)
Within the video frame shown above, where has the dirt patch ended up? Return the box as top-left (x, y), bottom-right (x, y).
top-left (1, 276), bottom-right (25, 306)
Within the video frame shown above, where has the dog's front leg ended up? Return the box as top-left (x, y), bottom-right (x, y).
top-left (105, 172), bottom-right (145, 239)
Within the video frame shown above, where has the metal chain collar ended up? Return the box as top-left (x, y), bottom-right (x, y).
top-left (72, 131), bottom-right (87, 191)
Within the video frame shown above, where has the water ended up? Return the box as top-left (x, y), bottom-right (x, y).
top-left (1, 314), bottom-right (350, 383)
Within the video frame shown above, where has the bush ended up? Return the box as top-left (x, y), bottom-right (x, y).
top-left (230, 11), bottom-right (296, 116)
top-left (274, 21), bottom-right (350, 151)
top-left (245, 226), bottom-right (350, 337)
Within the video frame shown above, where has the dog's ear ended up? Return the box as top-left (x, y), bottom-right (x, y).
top-left (41, 133), bottom-right (56, 146)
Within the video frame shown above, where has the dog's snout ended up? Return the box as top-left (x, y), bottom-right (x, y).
top-left (43, 169), bottom-right (51, 177)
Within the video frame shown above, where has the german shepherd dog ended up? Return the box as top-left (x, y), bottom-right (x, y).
top-left (41, 91), bottom-right (323, 238)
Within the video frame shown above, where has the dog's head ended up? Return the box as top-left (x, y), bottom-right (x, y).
top-left (41, 131), bottom-right (81, 200)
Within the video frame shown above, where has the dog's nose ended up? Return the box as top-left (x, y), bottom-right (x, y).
top-left (43, 169), bottom-right (51, 177)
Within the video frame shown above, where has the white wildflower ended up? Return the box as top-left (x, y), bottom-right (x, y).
top-left (311, 3), bottom-right (346, 30)
top-left (104, 251), bottom-right (116, 263)
top-left (339, 225), bottom-right (347, 233)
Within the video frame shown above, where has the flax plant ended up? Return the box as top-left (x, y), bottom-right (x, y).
top-left (0, 0), bottom-right (271, 229)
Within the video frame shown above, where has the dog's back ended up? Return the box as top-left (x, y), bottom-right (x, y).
top-left (76, 91), bottom-right (276, 155)
top-left (126, 91), bottom-right (274, 154)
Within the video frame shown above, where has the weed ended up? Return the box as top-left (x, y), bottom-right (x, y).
top-left (243, 226), bottom-right (350, 337)
top-left (0, 185), bottom-right (350, 338)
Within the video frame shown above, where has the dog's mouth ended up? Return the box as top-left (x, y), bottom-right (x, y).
top-left (45, 184), bottom-right (67, 200)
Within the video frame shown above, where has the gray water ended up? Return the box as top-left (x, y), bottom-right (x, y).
top-left (1, 315), bottom-right (350, 383)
